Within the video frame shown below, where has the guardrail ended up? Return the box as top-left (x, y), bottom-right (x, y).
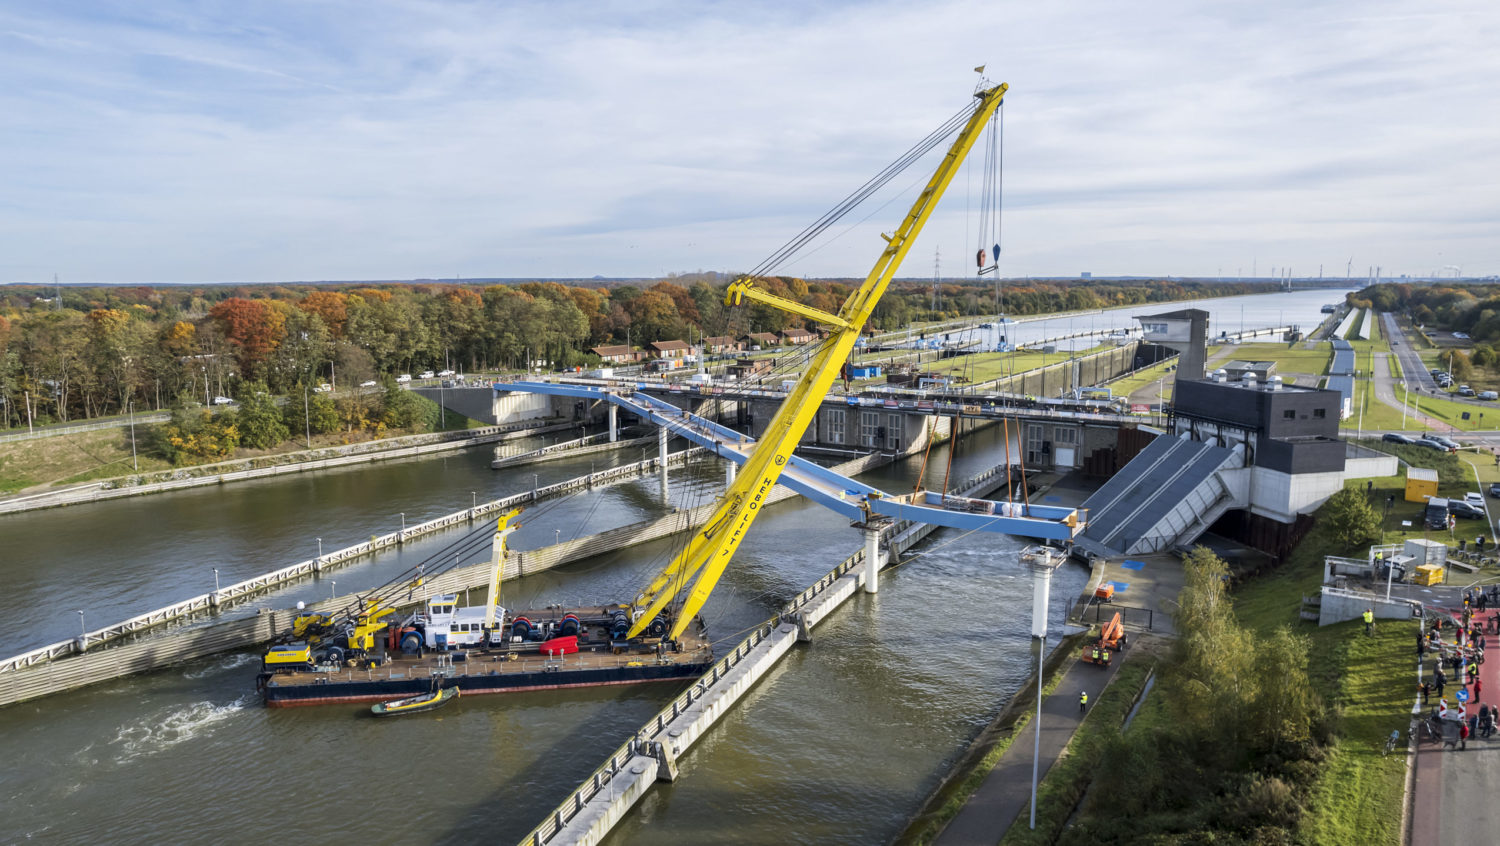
top-left (0, 413), bottom-right (173, 444)
top-left (516, 460), bottom-right (1021, 845)
top-left (0, 448), bottom-right (705, 677)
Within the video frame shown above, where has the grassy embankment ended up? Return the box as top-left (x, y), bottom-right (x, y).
top-left (1015, 470), bottom-right (1420, 844)
top-left (1345, 308), bottom-right (1366, 340)
top-left (0, 396), bottom-right (483, 496)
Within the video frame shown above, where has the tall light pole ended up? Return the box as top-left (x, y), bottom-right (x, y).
top-left (303, 380), bottom-right (312, 449)
top-left (317, 537), bottom-right (323, 560)
top-left (213, 568), bottom-right (220, 593)
top-left (77, 610), bottom-right (85, 637)
top-left (555, 528), bottom-right (561, 546)
top-left (128, 399), bottom-right (138, 473)
top-left (330, 581), bottom-right (336, 600)
top-left (1022, 546), bottom-right (1063, 829)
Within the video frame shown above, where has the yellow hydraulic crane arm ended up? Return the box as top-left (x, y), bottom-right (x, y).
top-left (632, 83), bottom-right (1009, 641)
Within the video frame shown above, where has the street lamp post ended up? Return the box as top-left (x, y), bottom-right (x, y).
top-left (317, 537), bottom-right (323, 559)
top-left (128, 399), bottom-right (138, 473)
top-left (555, 528), bottom-right (561, 546)
top-left (77, 610), bottom-right (85, 637)
top-left (331, 581), bottom-right (336, 600)
top-left (213, 568), bottom-right (220, 593)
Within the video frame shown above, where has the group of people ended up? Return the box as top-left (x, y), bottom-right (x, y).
top-left (1421, 605), bottom-right (1496, 747)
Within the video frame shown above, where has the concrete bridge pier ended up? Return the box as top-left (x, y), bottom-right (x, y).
top-left (658, 425), bottom-right (669, 496)
top-left (609, 404), bottom-right (618, 443)
top-left (863, 524), bottom-right (887, 594)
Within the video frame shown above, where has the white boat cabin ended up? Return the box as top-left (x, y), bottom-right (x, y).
top-left (419, 594), bottom-right (505, 649)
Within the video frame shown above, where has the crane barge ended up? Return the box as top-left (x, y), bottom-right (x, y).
top-left (256, 81), bottom-right (1066, 708)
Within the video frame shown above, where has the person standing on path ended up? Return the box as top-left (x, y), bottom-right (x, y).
top-left (1435, 666), bottom-right (1447, 698)
top-left (1079, 691), bottom-right (1088, 713)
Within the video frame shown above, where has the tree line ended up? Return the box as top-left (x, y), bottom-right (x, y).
top-left (0, 276), bottom-right (1266, 427)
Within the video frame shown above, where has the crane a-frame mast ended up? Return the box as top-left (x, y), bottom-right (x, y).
top-left (631, 83), bottom-right (1009, 641)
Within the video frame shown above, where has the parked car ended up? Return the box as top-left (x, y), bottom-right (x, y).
top-left (1430, 435), bottom-right (1462, 451)
top-left (1454, 332), bottom-right (1470, 339)
top-left (1481, 391), bottom-right (1499, 401)
top-left (1488, 482), bottom-right (1500, 498)
top-left (438, 369), bottom-right (456, 377)
top-left (1430, 368), bottom-right (1444, 376)
top-left (1426, 497), bottom-right (1452, 529)
top-left (1449, 500), bottom-right (1486, 520)
top-left (1459, 386), bottom-right (1476, 397)
top-left (396, 374), bottom-right (412, 383)
top-left (1465, 492), bottom-right (1486, 508)
top-left (212, 396), bottom-right (234, 405)
top-left (1382, 433), bottom-right (1415, 444)
top-left (359, 380), bottom-right (377, 387)
top-left (419, 371), bottom-right (435, 379)
top-left (314, 383), bottom-right (332, 393)
top-left (1415, 437), bottom-right (1453, 452)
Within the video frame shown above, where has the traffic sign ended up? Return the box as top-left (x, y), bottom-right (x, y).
top-left (1456, 688), bottom-right (1471, 703)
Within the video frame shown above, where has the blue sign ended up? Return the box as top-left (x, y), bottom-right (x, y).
top-left (1457, 688), bottom-right (1471, 703)
top-left (1463, 412), bottom-right (1472, 421)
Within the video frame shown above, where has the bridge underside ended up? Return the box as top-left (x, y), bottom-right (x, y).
top-left (500, 381), bottom-right (1081, 542)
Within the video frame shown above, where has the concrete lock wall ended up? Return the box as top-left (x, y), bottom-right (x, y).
top-left (1319, 586), bottom-right (1418, 626)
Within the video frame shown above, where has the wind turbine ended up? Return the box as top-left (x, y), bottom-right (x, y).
top-left (1346, 257), bottom-right (1353, 279)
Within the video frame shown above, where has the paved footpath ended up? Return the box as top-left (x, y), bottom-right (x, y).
top-left (935, 649), bottom-right (1126, 846)
top-left (1411, 607), bottom-right (1500, 845)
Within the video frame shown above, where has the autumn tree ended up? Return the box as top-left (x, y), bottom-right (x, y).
top-left (298, 291), bottom-right (349, 337)
top-left (208, 298), bottom-right (286, 380)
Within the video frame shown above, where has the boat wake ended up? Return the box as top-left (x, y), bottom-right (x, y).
top-left (181, 652), bottom-right (259, 679)
top-left (108, 694), bottom-right (253, 764)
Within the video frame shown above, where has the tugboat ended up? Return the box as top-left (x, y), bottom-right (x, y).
top-left (371, 685), bottom-right (460, 717)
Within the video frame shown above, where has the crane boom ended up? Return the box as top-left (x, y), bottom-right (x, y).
top-left (631, 83), bottom-right (1010, 641)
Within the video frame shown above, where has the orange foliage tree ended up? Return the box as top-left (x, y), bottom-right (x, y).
top-left (208, 298), bottom-right (286, 379)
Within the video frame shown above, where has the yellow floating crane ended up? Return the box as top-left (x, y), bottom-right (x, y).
top-left (630, 82), bottom-right (1010, 641)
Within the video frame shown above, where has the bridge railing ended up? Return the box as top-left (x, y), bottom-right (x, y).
top-left (0, 448), bottom-right (705, 677)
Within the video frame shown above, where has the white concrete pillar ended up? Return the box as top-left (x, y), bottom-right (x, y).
top-left (658, 425), bottom-right (669, 494)
top-left (863, 527), bottom-right (884, 594)
top-left (726, 460), bottom-right (736, 485)
top-left (608, 405), bottom-right (618, 443)
top-left (1030, 560), bottom-right (1054, 638)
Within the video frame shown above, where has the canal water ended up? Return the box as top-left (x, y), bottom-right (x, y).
top-left (946, 286), bottom-right (1354, 351)
top-left (0, 422), bottom-right (1086, 845)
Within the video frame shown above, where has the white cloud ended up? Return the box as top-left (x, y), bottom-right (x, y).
top-left (0, 0), bottom-right (1496, 283)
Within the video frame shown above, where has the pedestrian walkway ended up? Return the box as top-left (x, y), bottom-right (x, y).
top-left (934, 650), bottom-right (1126, 845)
top-left (1410, 601), bottom-right (1500, 845)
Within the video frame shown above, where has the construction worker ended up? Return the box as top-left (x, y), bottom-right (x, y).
top-left (1090, 647), bottom-right (1100, 663)
top-left (1079, 691), bottom-right (1089, 713)
top-left (1364, 608), bottom-right (1375, 636)
top-left (1101, 648), bottom-right (1111, 665)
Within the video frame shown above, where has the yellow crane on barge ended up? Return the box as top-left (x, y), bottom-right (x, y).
top-left (628, 82), bottom-right (1011, 641)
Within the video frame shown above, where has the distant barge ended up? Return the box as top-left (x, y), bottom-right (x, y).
top-left (258, 604), bottom-right (713, 708)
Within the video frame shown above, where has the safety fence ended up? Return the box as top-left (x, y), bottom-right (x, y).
top-left (0, 420), bottom-right (575, 516)
top-left (0, 448), bottom-right (707, 678)
top-left (1072, 600), bottom-right (1156, 630)
top-left (0, 449), bottom-right (892, 706)
top-left (0, 412), bottom-right (172, 444)
top-left (516, 460), bottom-right (1026, 846)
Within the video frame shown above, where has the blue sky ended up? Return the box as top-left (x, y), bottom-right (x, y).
top-left (1, 0), bottom-right (1496, 284)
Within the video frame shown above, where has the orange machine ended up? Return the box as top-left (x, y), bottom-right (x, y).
top-left (1082, 612), bottom-right (1127, 666)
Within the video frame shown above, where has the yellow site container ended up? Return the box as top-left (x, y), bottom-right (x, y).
top-left (1406, 468), bottom-right (1439, 503)
top-left (1414, 563), bottom-right (1445, 586)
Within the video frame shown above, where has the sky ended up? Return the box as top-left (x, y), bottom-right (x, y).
top-left (1, 0), bottom-right (1497, 285)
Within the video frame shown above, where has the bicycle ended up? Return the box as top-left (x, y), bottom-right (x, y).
top-left (1383, 729), bottom-right (1401, 756)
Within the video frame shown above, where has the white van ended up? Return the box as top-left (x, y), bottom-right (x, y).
top-left (396, 374), bottom-right (412, 383)
top-left (1481, 391), bottom-right (1498, 401)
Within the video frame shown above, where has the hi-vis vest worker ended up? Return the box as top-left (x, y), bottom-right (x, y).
top-left (1363, 610), bottom-right (1374, 625)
